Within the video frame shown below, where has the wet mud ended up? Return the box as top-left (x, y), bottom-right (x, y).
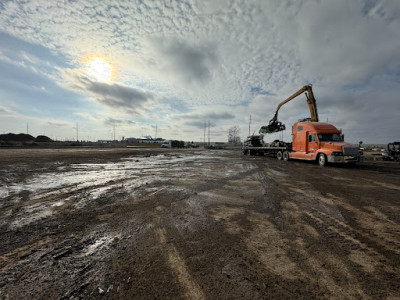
top-left (0, 148), bottom-right (399, 299)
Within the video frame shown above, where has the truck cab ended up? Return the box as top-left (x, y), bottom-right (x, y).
top-left (290, 122), bottom-right (360, 166)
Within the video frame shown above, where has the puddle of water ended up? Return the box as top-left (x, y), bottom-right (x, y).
top-left (83, 235), bottom-right (115, 256)
top-left (0, 187), bottom-right (9, 198)
top-left (1, 152), bottom-right (223, 198)
top-left (269, 169), bottom-right (288, 177)
top-left (1, 151), bottom-right (244, 229)
top-left (10, 204), bottom-right (53, 229)
top-left (52, 200), bottom-right (65, 207)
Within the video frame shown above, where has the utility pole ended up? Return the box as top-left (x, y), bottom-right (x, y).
top-left (26, 123), bottom-right (29, 135)
top-left (203, 121), bottom-right (206, 147)
top-left (208, 120), bottom-right (210, 146)
top-left (249, 115), bottom-right (251, 136)
top-left (76, 123), bottom-right (78, 141)
top-left (113, 125), bottom-right (116, 141)
top-left (155, 124), bottom-right (157, 140)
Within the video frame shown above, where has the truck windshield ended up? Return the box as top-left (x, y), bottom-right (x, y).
top-left (317, 133), bottom-right (343, 142)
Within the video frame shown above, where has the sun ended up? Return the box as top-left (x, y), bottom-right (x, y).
top-left (81, 54), bottom-right (115, 82)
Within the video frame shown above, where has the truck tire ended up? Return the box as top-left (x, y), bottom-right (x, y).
top-left (318, 153), bottom-right (327, 167)
top-left (277, 151), bottom-right (283, 160)
top-left (243, 149), bottom-right (248, 155)
top-left (283, 151), bottom-right (289, 161)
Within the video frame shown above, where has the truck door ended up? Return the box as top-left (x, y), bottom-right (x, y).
top-left (307, 133), bottom-right (318, 153)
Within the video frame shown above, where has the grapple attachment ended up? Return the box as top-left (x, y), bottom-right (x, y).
top-left (259, 121), bottom-right (286, 134)
top-left (259, 112), bottom-right (286, 134)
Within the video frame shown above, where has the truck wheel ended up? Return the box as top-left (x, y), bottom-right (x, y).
top-left (277, 151), bottom-right (283, 160)
top-left (318, 153), bottom-right (327, 167)
top-left (283, 151), bottom-right (289, 161)
top-left (243, 149), bottom-right (248, 155)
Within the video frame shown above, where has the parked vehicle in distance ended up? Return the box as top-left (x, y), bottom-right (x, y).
top-left (382, 142), bottom-right (400, 161)
top-left (161, 140), bottom-right (171, 148)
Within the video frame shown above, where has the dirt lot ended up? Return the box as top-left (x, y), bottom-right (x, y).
top-left (0, 148), bottom-right (399, 299)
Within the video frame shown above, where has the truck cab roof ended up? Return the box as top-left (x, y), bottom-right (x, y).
top-left (293, 122), bottom-right (341, 134)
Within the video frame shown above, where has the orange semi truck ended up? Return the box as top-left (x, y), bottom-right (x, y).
top-left (243, 85), bottom-right (361, 166)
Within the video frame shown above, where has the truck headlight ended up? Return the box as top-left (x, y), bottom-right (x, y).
top-left (332, 152), bottom-right (343, 156)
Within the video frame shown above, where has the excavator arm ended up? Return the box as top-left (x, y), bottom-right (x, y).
top-left (259, 85), bottom-right (319, 134)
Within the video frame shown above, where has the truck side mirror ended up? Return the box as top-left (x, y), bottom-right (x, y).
top-left (341, 134), bottom-right (344, 141)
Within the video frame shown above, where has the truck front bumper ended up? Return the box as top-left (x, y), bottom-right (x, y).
top-left (327, 155), bottom-right (359, 163)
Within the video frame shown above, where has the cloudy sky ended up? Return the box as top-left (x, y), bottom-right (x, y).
top-left (0, 0), bottom-right (399, 143)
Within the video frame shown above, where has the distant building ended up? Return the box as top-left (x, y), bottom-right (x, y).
top-left (97, 140), bottom-right (114, 143)
top-left (124, 137), bottom-right (165, 144)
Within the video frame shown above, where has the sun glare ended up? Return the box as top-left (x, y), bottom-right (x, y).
top-left (81, 54), bottom-right (115, 82)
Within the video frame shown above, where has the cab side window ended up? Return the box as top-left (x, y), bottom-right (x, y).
top-left (308, 134), bottom-right (316, 142)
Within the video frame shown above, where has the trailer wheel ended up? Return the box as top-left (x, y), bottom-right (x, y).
top-left (318, 153), bottom-right (327, 167)
top-left (283, 151), bottom-right (289, 161)
top-left (277, 151), bottom-right (283, 160)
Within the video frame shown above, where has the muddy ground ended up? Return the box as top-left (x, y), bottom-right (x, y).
top-left (0, 148), bottom-right (399, 299)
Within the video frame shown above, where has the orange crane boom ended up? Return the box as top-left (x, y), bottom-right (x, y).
top-left (259, 85), bottom-right (319, 134)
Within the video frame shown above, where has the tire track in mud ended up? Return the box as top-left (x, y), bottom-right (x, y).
top-left (206, 161), bottom-right (323, 298)
top-left (259, 161), bottom-right (400, 298)
top-left (143, 158), bottom-right (287, 299)
top-left (154, 226), bottom-right (205, 300)
top-left (239, 165), bottom-right (348, 297)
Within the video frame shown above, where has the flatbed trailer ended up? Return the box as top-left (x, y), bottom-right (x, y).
top-left (242, 146), bottom-right (290, 157)
top-left (242, 136), bottom-right (292, 159)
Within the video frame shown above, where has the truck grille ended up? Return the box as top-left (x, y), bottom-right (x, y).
top-left (343, 146), bottom-right (359, 157)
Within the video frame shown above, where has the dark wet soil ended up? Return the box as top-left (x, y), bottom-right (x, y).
top-left (0, 148), bottom-right (399, 299)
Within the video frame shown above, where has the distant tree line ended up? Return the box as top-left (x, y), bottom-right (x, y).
top-left (0, 133), bottom-right (53, 142)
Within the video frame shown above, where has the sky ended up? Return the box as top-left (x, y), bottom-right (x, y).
top-left (0, 0), bottom-right (399, 144)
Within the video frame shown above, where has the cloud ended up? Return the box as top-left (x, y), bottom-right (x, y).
top-left (87, 81), bottom-right (154, 112)
top-left (265, 1), bottom-right (400, 86)
top-left (148, 37), bottom-right (218, 85)
top-left (75, 112), bottom-right (136, 128)
top-left (174, 110), bottom-right (235, 129)
top-left (46, 121), bottom-right (69, 128)
top-left (104, 117), bottom-right (136, 126)
top-left (59, 68), bottom-right (155, 115)
top-left (178, 111), bottom-right (235, 121)
top-left (74, 112), bottom-right (99, 122)
top-left (0, 105), bottom-right (14, 114)
top-left (183, 120), bottom-right (208, 129)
